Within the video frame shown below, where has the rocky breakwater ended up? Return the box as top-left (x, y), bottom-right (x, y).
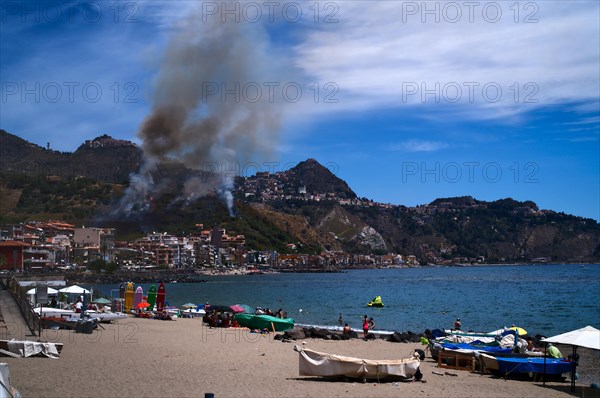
top-left (275, 326), bottom-right (425, 343)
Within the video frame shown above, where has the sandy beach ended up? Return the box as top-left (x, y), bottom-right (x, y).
top-left (3, 317), bottom-right (599, 398)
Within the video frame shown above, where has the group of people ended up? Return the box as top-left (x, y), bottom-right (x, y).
top-left (255, 307), bottom-right (288, 318)
top-left (362, 315), bottom-right (376, 338)
top-left (337, 314), bottom-right (376, 339)
top-left (204, 311), bottom-right (240, 328)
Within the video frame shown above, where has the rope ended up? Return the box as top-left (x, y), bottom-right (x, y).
top-left (503, 361), bottom-right (525, 380)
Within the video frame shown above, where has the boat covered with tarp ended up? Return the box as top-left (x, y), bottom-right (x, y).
top-left (294, 345), bottom-right (421, 381)
top-left (479, 353), bottom-right (573, 375)
top-left (233, 313), bottom-right (294, 331)
top-left (434, 342), bottom-right (512, 355)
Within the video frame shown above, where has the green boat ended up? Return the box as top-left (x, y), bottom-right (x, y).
top-left (233, 313), bottom-right (294, 331)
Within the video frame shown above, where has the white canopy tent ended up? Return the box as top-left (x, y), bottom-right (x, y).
top-left (58, 285), bottom-right (90, 294)
top-left (541, 326), bottom-right (600, 391)
top-left (26, 287), bottom-right (58, 295)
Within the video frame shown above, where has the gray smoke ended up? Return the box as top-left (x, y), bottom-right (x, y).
top-left (116, 6), bottom-right (284, 217)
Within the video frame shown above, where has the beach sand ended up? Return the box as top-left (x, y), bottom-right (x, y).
top-left (3, 317), bottom-right (599, 398)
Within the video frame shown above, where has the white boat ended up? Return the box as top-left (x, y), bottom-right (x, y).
top-left (34, 307), bottom-right (127, 322)
top-left (479, 353), bottom-right (500, 372)
top-left (294, 345), bottom-right (421, 381)
top-left (181, 308), bottom-right (206, 317)
top-left (84, 310), bottom-right (128, 322)
top-left (34, 307), bottom-right (75, 317)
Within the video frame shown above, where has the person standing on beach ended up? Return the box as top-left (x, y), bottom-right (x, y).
top-left (362, 315), bottom-right (369, 339)
top-left (369, 317), bottom-right (375, 330)
top-left (75, 298), bottom-right (83, 313)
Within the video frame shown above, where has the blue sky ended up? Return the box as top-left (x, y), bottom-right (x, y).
top-left (1, 1), bottom-right (599, 220)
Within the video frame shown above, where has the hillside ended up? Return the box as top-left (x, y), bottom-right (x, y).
top-left (1, 131), bottom-right (599, 263)
top-left (0, 130), bottom-right (142, 183)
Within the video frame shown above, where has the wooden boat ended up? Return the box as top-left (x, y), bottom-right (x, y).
top-left (233, 313), bottom-right (294, 331)
top-left (479, 353), bottom-right (500, 372)
top-left (294, 345), bottom-right (421, 381)
top-left (443, 330), bottom-right (500, 338)
top-left (432, 342), bottom-right (511, 357)
top-left (479, 353), bottom-right (573, 376)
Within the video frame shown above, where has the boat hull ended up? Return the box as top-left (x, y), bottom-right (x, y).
top-left (479, 353), bottom-right (572, 375)
top-left (35, 307), bottom-right (127, 323)
top-left (294, 345), bottom-right (420, 380)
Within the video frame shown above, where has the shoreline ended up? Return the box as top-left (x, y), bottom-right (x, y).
top-left (3, 318), bottom-right (598, 398)
top-left (49, 262), bottom-right (598, 285)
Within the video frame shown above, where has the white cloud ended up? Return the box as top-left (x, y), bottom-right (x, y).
top-left (293, 1), bottom-right (600, 120)
top-left (388, 139), bottom-right (449, 152)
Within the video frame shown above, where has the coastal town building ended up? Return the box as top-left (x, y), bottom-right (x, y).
top-left (73, 227), bottom-right (115, 265)
top-left (0, 219), bottom-right (428, 271)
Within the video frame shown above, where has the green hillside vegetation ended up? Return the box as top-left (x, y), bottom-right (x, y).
top-left (1, 173), bottom-right (120, 224)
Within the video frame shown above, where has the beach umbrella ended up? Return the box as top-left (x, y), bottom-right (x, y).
top-left (136, 302), bottom-right (151, 309)
top-left (92, 297), bottom-right (111, 305)
top-left (541, 326), bottom-right (600, 392)
top-left (181, 302), bottom-right (197, 309)
top-left (58, 285), bottom-right (90, 294)
top-left (229, 305), bottom-right (245, 313)
top-left (237, 304), bottom-right (254, 313)
top-left (542, 325), bottom-right (600, 350)
top-left (508, 326), bottom-right (527, 336)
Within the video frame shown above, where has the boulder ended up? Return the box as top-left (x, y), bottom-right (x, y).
top-left (303, 327), bottom-right (315, 338)
top-left (407, 331), bottom-right (421, 343)
top-left (389, 332), bottom-right (403, 343)
top-left (312, 328), bottom-right (331, 339)
top-left (284, 328), bottom-right (306, 340)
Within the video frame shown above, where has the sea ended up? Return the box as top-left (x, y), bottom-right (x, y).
top-left (90, 263), bottom-right (600, 337)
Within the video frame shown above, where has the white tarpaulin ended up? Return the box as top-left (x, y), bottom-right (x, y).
top-left (58, 285), bottom-right (90, 294)
top-left (294, 345), bottom-right (420, 380)
top-left (6, 340), bottom-right (60, 359)
top-left (542, 325), bottom-right (600, 350)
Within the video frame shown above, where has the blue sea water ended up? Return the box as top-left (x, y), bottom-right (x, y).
top-left (90, 264), bottom-right (600, 336)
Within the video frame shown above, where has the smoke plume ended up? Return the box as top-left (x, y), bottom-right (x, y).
top-left (116, 6), bottom-right (284, 217)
